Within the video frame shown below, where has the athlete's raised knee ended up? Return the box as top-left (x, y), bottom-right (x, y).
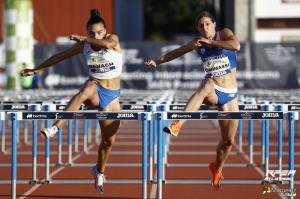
top-left (100, 139), bottom-right (115, 148)
top-left (222, 139), bottom-right (234, 148)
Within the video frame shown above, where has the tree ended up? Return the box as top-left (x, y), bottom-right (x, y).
top-left (145, 0), bottom-right (215, 41)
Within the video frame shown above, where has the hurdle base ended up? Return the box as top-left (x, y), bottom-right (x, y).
top-left (29, 180), bottom-right (53, 184)
top-left (55, 163), bottom-right (64, 167)
top-left (29, 179), bottom-right (38, 184)
top-left (246, 163), bottom-right (254, 168)
top-left (148, 180), bottom-right (166, 184)
top-left (259, 164), bottom-right (265, 168)
top-left (261, 179), bottom-right (286, 185)
top-left (65, 163), bottom-right (73, 167)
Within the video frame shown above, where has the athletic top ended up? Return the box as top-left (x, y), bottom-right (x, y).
top-left (196, 32), bottom-right (237, 78)
top-left (83, 36), bottom-right (122, 79)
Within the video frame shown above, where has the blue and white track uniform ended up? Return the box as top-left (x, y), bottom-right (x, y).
top-left (83, 36), bottom-right (122, 109)
top-left (196, 32), bottom-right (237, 106)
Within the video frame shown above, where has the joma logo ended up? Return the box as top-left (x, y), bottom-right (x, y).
top-left (12, 105), bottom-right (26, 109)
top-left (131, 105), bottom-right (144, 110)
top-left (117, 113), bottom-right (134, 118)
top-left (244, 105), bottom-right (258, 110)
top-left (262, 112), bottom-right (279, 118)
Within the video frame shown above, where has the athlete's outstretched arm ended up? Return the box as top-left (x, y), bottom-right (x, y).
top-left (145, 39), bottom-right (198, 68)
top-left (70, 34), bottom-right (119, 50)
top-left (197, 28), bottom-right (240, 51)
top-left (21, 42), bottom-right (83, 76)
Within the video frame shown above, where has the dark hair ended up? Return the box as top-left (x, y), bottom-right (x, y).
top-left (195, 11), bottom-right (215, 27)
top-left (86, 9), bottom-right (106, 28)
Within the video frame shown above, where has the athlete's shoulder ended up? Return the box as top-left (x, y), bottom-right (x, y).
top-left (106, 34), bottom-right (119, 41)
top-left (219, 28), bottom-right (235, 37)
top-left (219, 27), bottom-right (239, 46)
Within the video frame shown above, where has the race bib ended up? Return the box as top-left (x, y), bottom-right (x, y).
top-left (203, 56), bottom-right (231, 77)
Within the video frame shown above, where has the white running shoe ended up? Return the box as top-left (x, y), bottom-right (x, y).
top-left (40, 126), bottom-right (58, 139)
top-left (91, 165), bottom-right (106, 192)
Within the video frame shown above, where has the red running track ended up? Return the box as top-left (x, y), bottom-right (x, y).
top-left (0, 120), bottom-right (299, 198)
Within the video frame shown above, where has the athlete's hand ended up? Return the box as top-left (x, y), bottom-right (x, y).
top-left (196, 37), bottom-right (213, 46)
top-left (21, 69), bottom-right (36, 77)
top-left (70, 34), bottom-right (87, 42)
top-left (145, 60), bottom-right (158, 68)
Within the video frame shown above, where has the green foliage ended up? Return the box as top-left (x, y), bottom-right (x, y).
top-left (145, 0), bottom-right (215, 41)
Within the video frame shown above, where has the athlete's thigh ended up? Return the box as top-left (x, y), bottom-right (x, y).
top-left (81, 81), bottom-right (100, 108)
top-left (203, 90), bottom-right (218, 106)
top-left (99, 97), bottom-right (121, 139)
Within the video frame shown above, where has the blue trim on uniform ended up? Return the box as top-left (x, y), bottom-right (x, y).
top-left (196, 31), bottom-right (238, 71)
top-left (215, 87), bottom-right (237, 106)
top-left (96, 83), bottom-right (120, 109)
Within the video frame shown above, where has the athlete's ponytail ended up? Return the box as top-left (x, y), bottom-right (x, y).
top-left (86, 9), bottom-right (106, 28)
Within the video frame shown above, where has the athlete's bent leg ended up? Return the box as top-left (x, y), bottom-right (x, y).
top-left (164, 79), bottom-right (217, 136)
top-left (41, 81), bottom-right (98, 138)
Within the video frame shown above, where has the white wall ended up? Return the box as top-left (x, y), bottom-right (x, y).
top-left (255, 0), bottom-right (300, 18)
top-left (255, 29), bottom-right (300, 42)
top-left (253, 0), bottom-right (300, 42)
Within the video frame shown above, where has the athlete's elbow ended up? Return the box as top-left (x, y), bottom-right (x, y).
top-left (236, 44), bottom-right (241, 51)
top-left (233, 42), bottom-right (240, 51)
top-left (230, 43), bottom-right (240, 51)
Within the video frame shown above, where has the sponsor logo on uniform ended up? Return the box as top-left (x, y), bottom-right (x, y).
top-left (228, 93), bottom-right (236, 98)
top-left (200, 48), bottom-right (205, 54)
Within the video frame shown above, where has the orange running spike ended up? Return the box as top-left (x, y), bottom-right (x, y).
top-left (209, 162), bottom-right (224, 191)
top-left (163, 121), bottom-right (181, 136)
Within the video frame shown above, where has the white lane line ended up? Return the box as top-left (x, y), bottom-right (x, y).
top-left (233, 144), bottom-right (287, 199)
top-left (210, 120), bottom-right (287, 199)
top-left (19, 144), bottom-right (95, 199)
top-left (149, 170), bottom-right (158, 199)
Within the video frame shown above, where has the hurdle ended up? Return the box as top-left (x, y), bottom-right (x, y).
top-left (8, 111), bottom-right (150, 199)
top-left (155, 110), bottom-right (298, 199)
top-left (0, 104), bottom-right (42, 154)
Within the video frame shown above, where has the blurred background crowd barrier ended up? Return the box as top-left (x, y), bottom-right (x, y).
top-left (0, 0), bottom-right (300, 90)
